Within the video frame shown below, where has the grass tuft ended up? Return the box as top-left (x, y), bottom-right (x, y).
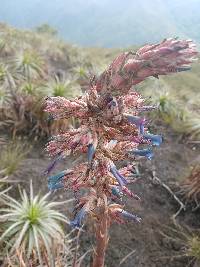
top-left (0, 182), bottom-right (71, 266)
top-left (0, 141), bottom-right (29, 176)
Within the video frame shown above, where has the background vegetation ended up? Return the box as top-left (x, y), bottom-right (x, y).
top-left (0, 21), bottom-right (199, 267)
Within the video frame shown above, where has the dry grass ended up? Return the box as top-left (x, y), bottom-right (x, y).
top-left (158, 222), bottom-right (200, 266)
top-left (0, 140), bottom-right (29, 176)
top-left (180, 165), bottom-right (200, 208)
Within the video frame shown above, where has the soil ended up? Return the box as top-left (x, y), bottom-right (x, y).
top-left (4, 123), bottom-right (200, 267)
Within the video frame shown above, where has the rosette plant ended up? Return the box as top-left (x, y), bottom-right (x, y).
top-left (44, 38), bottom-right (198, 267)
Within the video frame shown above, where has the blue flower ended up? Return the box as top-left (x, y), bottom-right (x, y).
top-left (87, 144), bottom-right (95, 164)
top-left (120, 210), bottom-right (141, 223)
top-left (70, 207), bottom-right (86, 229)
top-left (177, 66), bottom-right (191, 72)
top-left (48, 182), bottom-right (64, 191)
top-left (131, 148), bottom-right (153, 160)
top-left (127, 115), bottom-right (141, 124)
top-left (44, 153), bottom-right (62, 175)
top-left (116, 169), bottom-right (127, 184)
top-left (139, 124), bottom-right (145, 135)
top-left (126, 115), bottom-right (145, 134)
top-left (111, 186), bottom-right (122, 198)
top-left (143, 133), bottom-right (162, 146)
top-left (110, 165), bottom-right (128, 188)
top-left (48, 170), bottom-right (67, 191)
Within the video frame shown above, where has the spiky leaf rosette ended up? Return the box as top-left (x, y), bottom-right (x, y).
top-left (44, 38), bottom-right (198, 228)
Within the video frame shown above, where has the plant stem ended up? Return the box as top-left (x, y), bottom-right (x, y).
top-left (92, 198), bottom-right (109, 267)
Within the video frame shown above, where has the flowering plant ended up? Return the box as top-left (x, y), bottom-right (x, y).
top-left (44, 38), bottom-right (197, 267)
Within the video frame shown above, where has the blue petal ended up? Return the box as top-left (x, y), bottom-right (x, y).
top-left (127, 115), bottom-right (141, 125)
top-left (120, 210), bottom-right (141, 223)
top-left (87, 144), bottom-right (95, 164)
top-left (131, 148), bottom-right (153, 160)
top-left (115, 169), bottom-right (128, 184)
top-left (70, 207), bottom-right (86, 229)
top-left (111, 186), bottom-right (122, 198)
top-left (177, 66), bottom-right (191, 72)
top-left (139, 124), bottom-right (145, 134)
top-left (48, 182), bottom-right (64, 191)
top-left (127, 115), bottom-right (145, 134)
top-left (44, 154), bottom-right (62, 175)
top-left (48, 170), bottom-right (67, 191)
top-left (143, 134), bottom-right (162, 146)
top-left (110, 166), bottom-right (127, 187)
top-left (48, 171), bottom-right (67, 183)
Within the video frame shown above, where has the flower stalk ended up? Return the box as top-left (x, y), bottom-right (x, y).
top-left (92, 195), bottom-right (110, 267)
top-left (44, 38), bottom-right (198, 266)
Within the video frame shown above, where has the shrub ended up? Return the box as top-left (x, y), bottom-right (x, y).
top-left (0, 182), bottom-right (71, 266)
